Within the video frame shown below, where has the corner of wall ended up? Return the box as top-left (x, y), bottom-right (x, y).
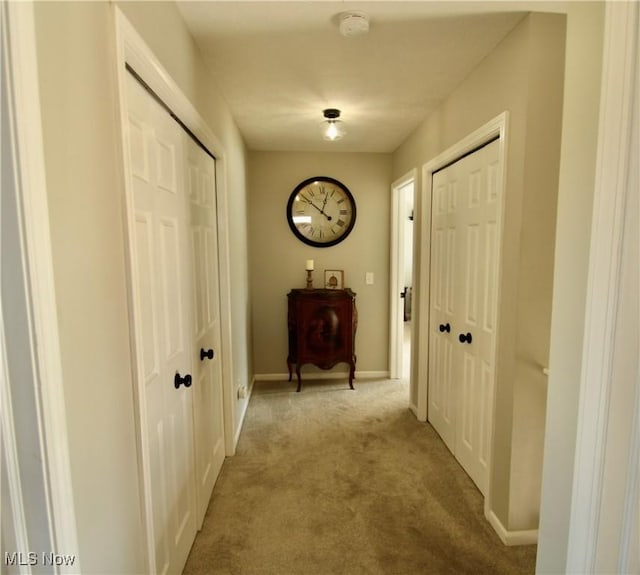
top-left (536, 2), bottom-right (605, 572)
top-left (507, 10), bottom-right (568, 533)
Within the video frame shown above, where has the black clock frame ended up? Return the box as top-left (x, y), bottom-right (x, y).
top-left (286, 176), bottom-right (357, 248)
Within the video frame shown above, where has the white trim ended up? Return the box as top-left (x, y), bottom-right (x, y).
top-left (113, 8), bottom-right (237, 571)
top-left (254, 371), bottom-right (390, 382)
top-left (619, 382), bottom-right (640, 573)
top-left (212, 156), bottom-right (238, 456)
top-left (486, 510), bottom-right (538, 546)
top-left (418, 112), bottom-right (509, 537)
top-left (112, 18), bottom-right (155, 572)
top-left (1, 11), bottom-right (31, 567)
top-left (567, 2), bottom-right (639, 572)
top-left (0, 309), bottom-right (32, 575)
top-left (389, 169), bottom-right (417, 381)
top-left (416, 167), bottom-right (432, 422)
top-left (232, 377), bottom-right (255, 450)
top-left (115, 13), bottom-right (225, 159)
top-left (615, 22), bottom-right (638, 571)
top-left (418, 112), bottom-right (509, 423)
top-left (408, 403), bottom-right (420, 419)
top-left (3, 2), bottom-right (81, 569)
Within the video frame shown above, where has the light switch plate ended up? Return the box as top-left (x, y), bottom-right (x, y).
top-left (365, 272), bottom-right (374, 285)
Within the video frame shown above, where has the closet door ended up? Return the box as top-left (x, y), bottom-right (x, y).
top-left (453, 140), bottom-right (500, 495)
top-left (428, 167), bottom-right (459, 451)
top-left (125, 74), bottom-right (197, 575)
top-left (428, 139), bottom-right (501, 496)
top-left (186, 136), bottom-right (226, 525)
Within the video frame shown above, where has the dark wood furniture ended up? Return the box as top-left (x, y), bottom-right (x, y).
top-left (287, 288), bottom-right (357, 392)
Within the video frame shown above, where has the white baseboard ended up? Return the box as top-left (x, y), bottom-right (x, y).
top-left (231, 376), bottom-right (255, 454)
top-left (486, 510), bottom-right (538, 546)
top-left (254, 371), bottom-right (389, 382)
top-left (253, 373), bottom-right (293, 382)
top-left (409, 402), bottom-right (426, 421)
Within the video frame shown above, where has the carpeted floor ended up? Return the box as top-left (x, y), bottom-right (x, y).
top-left (183, 378), bottom-right (537, 575)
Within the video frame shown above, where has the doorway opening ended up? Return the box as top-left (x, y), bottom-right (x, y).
top-left (390, 172), bottom-right (416, 382)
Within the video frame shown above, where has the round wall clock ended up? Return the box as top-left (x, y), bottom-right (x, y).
top-left (286, 176), bottom-right (356, 247)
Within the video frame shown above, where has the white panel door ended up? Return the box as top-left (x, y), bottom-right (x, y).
top-left (125, 74), bottom-right (197, 575)
top-left (453, 140), bottom-right (500, 495)
top-left (428, 139), bottom-right (501, 496)
top-left (428, 169), bottom-right (458, 451)
top-left (185, 136), bottom-right (226, 525)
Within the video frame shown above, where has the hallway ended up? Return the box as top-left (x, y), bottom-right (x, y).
top-left (183, 379), bottom-right (536, 574)
top-left (6, 2), bottom-right (636, 572)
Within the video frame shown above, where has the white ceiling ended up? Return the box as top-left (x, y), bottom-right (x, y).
top-left (176, 2), bottom-right (543, 153)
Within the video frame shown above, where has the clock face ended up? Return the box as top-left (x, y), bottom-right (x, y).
top-left (286, 177), bottom-right (356, 247)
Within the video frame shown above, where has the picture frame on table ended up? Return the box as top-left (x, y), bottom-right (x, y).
top-left (324, 270), bottom-right (344, 289)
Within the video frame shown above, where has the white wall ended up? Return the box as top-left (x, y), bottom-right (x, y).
top-left (393, 12), bottom-right (567, 533)
top-left (34, 4), bottom-right (145, 571)
top-left (390, 2), bottom-right (608, 564)
top-left (32, 2), bottom-right (252, 572)
top-left (536, 3), bottom-right (605, 572)
top-left (249, 151), bottom-right (392, 378)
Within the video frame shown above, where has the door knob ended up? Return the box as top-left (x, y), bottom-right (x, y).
top-left (458, 332), bottom-right (473, 344)
top-left (174, 372), bottom-right (192, 389)
top-left (439, 323), bottom-right (451, 333)
top-left (200, 348), bottom-right (214, 361)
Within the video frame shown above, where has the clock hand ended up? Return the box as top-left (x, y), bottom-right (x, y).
top-left (300, 195), bottom-right (332, 221)
top-left (321, 196), bottom-right (332, 221)
top-left (299, 194), bottom-right (322, 211)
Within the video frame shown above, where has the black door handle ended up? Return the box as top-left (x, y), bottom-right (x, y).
top-left (439, 323), bottom-right (451, 333)
top-left (200, 348), bottom-right (214, 361)
top-left (458, 332), bottom-right (473, 344)
top-left (174, 373), bottom-right (192, 389)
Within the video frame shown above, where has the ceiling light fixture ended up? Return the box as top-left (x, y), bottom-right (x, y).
top-left (338, 11), bottom-right (370, 37)
top-left (322, 108), bottom-right (345, 141)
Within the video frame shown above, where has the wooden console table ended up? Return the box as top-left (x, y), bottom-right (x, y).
top-left (287, 288), bottom-right (357, 392)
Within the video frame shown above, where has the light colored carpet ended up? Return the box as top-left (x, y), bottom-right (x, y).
top-left (183, 378), bottom-right (537, 574)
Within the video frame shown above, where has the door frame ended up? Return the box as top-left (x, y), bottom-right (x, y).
top-left (416, 111), bottom-right (509, 512)
top-left (1, 1), bottom-right (81, 569)
top-left (389, 169), bottom-right (416, 381)
top-left (565, 1), bottom-right (639, 571)
top-left (113, 8), bottom-right (235, 572)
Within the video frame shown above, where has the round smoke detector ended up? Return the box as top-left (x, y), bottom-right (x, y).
top-left (339, 11), bottom-right (370, 37)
